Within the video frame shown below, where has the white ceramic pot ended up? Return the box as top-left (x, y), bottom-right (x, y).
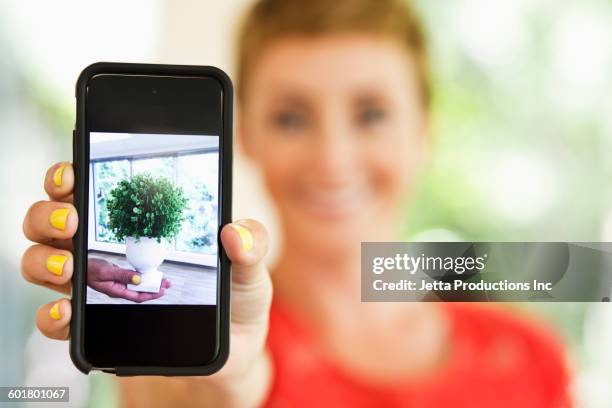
top-left (125, 236), bottom-right (165, 293)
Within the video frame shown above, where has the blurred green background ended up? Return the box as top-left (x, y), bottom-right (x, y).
top-left (1, 0), bottom-right (611, 407)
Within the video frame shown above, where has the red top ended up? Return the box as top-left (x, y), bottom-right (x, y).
top-left (264, 302), bottom-right (571, 408)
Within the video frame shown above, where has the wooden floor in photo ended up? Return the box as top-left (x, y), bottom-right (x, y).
top-left (86, 251), bottom-right (217, 305)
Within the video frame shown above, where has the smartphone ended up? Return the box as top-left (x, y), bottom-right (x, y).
top-left (71, 62), bottom-right (232, 375)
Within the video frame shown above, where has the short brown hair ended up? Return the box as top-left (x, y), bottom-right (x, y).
top-left (235, 0), bottom-right (430, 106)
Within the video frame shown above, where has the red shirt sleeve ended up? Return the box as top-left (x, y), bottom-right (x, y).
top-left (263, 302), bottom-right (572, 408)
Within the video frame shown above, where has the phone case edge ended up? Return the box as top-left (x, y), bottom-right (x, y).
top-left (71, 62), bottom-right (233, 376)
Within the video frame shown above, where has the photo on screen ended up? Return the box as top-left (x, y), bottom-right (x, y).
top-left (86, 132), bottom-right (219, 305)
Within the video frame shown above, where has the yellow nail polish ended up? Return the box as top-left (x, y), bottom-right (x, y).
top-left (49, 303), bottom-right (61, 320)
top-left (131, 275), bottom-right (141, 285)
top-left (46, 255), bottom-right (68, 276)
top-left (230, 224), bottom-right (253, 252)
top-left (50, 208), bottom-right (70, 230)
top-left (53, 165), bottom-right (65, 187)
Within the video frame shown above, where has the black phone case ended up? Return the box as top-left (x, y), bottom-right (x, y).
top-left (71, 62), bottom-right (233, 376)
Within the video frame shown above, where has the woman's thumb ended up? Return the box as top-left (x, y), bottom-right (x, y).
top-left (221, 220), bottom-right (272, 326)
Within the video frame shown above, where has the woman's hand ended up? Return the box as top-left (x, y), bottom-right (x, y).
top-left (21, 162), bottom-right (274, 408)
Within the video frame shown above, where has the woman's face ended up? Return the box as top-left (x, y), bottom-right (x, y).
top-left (239, 34), bottom-right (428, 255)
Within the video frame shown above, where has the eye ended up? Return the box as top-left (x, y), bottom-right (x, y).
top-left (357, 106), bottom-right (387, 128)
top-left (272, 111), bottom-right (308, 131)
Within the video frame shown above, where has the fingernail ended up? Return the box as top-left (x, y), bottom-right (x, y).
top-left (49, 303), bottom-right (61, 320)
top-left (50, 208), bottom-right (70, 230)
top-left (131, 275), bottom-right (141, 285)
top-left (46, 254), bottom-right (68, 276)
top-left (53, 165), bottom-right (65, 187)
top-left (230, 224), bottom-right (253, 252)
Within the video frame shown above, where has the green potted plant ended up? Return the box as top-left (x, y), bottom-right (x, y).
top-left (106, 173), bottom-right (188, 292)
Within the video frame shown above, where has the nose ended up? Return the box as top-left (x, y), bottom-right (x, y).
top-left (309, 113), bottom-right (357, 184)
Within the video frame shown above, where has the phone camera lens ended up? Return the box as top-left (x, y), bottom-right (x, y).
top-left (152, 89), bottom-right (158, 95)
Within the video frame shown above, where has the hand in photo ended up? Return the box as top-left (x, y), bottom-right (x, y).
top-left (87, 257), bottom-right (171, 303)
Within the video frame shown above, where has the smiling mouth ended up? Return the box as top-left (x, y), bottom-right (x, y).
top-left (295, 185), bottom-right (373, 220)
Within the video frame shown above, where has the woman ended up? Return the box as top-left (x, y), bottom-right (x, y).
top-left (21, 0), bottom-right (570, 406)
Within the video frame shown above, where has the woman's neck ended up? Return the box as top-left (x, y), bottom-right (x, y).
top-left (272, 237), bottom-right (362, 307)
top-left (271, 216), bottom-right (401, 306)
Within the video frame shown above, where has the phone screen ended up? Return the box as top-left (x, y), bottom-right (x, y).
top-left (79, 72), bottom-right (228, 369)
top-left (87, 132), bottom-right (219, 306)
